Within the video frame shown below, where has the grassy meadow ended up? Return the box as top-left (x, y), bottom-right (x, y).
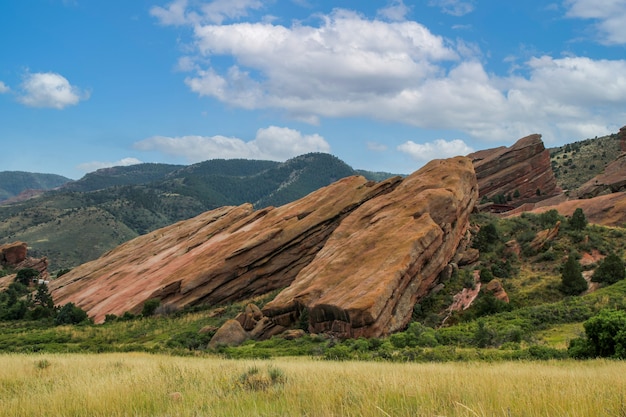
top-left (1, 353), bottom-right (625, 417)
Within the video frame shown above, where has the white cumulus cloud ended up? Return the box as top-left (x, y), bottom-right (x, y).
top-left (565, 0), bottom-right (626, 44)
top-left (398, 139), bottom-right (474, 161)
top-left (18, 72), bottom-right (89, 109)
top-left (134, 126), bottom-right (330, 163)
top-left (155, 3), bottom-right (626, 146)
top-left (0, 81), bottom-right (9, 94)
top-left (151, 0), bottom-right (264, 25)
top-left (77, 157), bottom-right (142, 173)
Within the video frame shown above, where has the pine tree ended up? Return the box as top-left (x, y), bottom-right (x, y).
top-left (560, 253), bottom-right (587, 295)
top-left (569, 208), bottom-right (587, 231)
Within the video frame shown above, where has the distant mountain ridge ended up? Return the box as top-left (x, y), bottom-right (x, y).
top-left (0, 171), bottom-right (71, 202)
top-left (0, 153), bottom-right (397, 270)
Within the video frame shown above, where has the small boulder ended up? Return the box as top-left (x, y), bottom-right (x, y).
top-left (485, 279), bottom-right (509, 303)
top-left (281, 329), bottom-right (306, 340)
top-left (198, 325), bottom-right (218, 334)
top-left (245, 303), bottom-right (263, 320)
top-left (208, 319), bottom-right (248, 349)
top-left (456, 248), bottom-right (480, 266)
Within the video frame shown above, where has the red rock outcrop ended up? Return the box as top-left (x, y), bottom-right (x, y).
top-left (51, 157), bottom-right (478, 339)
top-left (530, 221), bottom-right (561, 252)
top-left (0, 242), bottom-right (28, 265)
top-left (0, 242), bottom-right (49, 284)
top-left (262, 157), bottom-right (478, 338)
top-left (575, 153), bottom-right (626, 198)
top-left (485, 279), bottom-right (509, 303)
top-left (51, 175), bottom-right (401, 323)
top-left (468, 134), bottom-right (560, 203)
top-left (504, 192), bottom-right (626, 227)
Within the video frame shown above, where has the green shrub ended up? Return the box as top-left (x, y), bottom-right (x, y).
top-left (582, 309), bottom-right (626, 358)
top-left (592, 253), bottom-right (625, 285)
top-left (141, 298), bottom-right (161, 317)
top-left (567, 337), bottom-right (594, 359)
top-left (473, 223), bottom-right (499, 253)
top-left (324, 344), bottom-right (352, 361)
top-left (54, 303), bottom-right (89, 325)
top-left (526, 345), bottom-right (567, 360)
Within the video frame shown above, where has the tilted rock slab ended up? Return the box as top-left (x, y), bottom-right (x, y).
top-left (262, 157), bottom-right (478, 338)
top-left (50, 175), bottom-right (400, 323)
top-left (504, 191), bottom-right (626, 228)
top-left (468, 134), bottom-right (560, 202)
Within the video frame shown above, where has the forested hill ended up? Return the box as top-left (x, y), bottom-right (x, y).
top-left (0, 153), bottom-right (397, 269)
top-left (0, 171), bottom-right (71, 202)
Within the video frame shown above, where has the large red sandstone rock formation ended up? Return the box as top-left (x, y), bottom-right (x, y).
top-left (51, 157), bottom-right (477, 339)
top-left (51, 175), bottom-right (400, 323)
top-left (263, 157), bottom-right (478, 338)
top-left (468, 134), bottom-right (560, 202)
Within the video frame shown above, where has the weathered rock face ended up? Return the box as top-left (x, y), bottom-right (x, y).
top-left (51, 175), bottom-right (401, 323)
top-left (576, 153), bottom-right (626, 198)
top-left (262, 157), bottom-right (478, 338)
top-left (0, 242), bottom-right (28, 265)
top-left (468, 134), bottom-right (560, 202)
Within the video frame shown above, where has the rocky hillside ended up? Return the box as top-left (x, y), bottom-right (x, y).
top-left (50, 156), bottom-right (478, 339)
top-left (0, 171), bottom-right (70, 203)
top-left (549, 129), bottom-right (624, 192)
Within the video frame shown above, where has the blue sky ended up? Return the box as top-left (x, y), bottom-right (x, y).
top-left (1, 0), bottom-right (625, 179)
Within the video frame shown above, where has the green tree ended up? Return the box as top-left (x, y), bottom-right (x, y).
top-left (33, 283), bottom-right (54, 309)
top-left (591, 253), bottom-right (625, 285)
top-left (569, 208), bottom-right (587, 231)
top-left (15, 268), bottom-right (39, 286)
top-left (141, 298), bottom-right (161, 317)
top-left (55, 303), bottom-right (89, 325)
top-left (559, 253), bottom-right (587, 295)
top-left (581, 309), bottom-right (626, 358)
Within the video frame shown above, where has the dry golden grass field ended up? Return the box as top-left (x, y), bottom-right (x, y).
top-left (1, 353), bottom-right (625, 416)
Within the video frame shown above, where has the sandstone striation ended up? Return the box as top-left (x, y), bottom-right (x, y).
top-left (51, 175), bottom-right (401, 323)
top-left (262, 157), bottom-right (478, 338)
top-left (468, 134), bottom-right (560, 203)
